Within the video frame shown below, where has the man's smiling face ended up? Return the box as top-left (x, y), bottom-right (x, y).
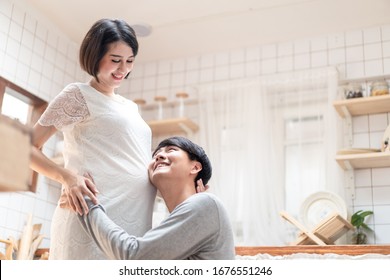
top-left (148, 145), bottom-right (194, 186)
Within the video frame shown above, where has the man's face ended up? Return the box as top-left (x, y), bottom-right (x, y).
top-left (148, 145), bottom-right (196, 186)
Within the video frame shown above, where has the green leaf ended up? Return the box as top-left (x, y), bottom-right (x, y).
top-left (359, 211), bottom-right (374, 219)
top-left (350, 210), bottom-right (373, 228)
top-left (361, 223), bottom-right (373, 231)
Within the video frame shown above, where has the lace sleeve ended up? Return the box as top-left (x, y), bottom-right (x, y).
top-left (38, 84), bottom-right (90, 131)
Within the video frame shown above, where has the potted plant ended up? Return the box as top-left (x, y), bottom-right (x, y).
top-left (350, 210), bottom-right (374, 244)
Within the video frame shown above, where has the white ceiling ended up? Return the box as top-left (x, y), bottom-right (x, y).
top-left (23, 0), bottom-right (390, 62)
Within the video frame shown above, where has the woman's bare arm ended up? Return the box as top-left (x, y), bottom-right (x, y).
top-left (30, 123), bottom-right (99, 215)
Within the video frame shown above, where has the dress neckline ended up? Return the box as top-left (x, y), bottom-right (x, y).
top-left (85, 83), bottom-right (126, 103)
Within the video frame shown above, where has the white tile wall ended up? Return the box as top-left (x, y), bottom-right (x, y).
top-left (1, 0), bottom-right (390, 248)
top-left (346, 30), bottom-right (363, 46)
top-left (353, 116), bottom-right (369, 132)
top-left (369, 113), bottom-right (388, 131)
top-left (329, 48), bottom-right (345, 65)
top-left (294, 53), bottom-right (310, 70)
top-left (372, 167), bottom-right (390, 186)
top-left (294, 39), bottom-right (310, 54)
top-left (354, 169), bottom-right (372, 187)
top-left (354, 187), bottom-right (373, 206)
top-left (374, 225), bottom-right (390, 244)
top-left (373, 186), bottom-right (390, 205)
top-left (352, 132), bottom-right (370, 148)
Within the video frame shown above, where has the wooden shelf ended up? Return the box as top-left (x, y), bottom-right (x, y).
top-left (335, 152), bottom-right (390, 170)
top-left (147, 118), bottom-right (199, 136)
top-left (334, 76), bottom-right (390, 198)
top-left (333, 94), bottom-right (390, 118)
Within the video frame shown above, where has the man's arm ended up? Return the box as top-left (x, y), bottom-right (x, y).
top-left (79, 199), bottom-right (142, 259)
top-left (79, 195), bottom-right (219, 260)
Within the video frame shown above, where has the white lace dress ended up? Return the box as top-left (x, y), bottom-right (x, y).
top-left (39, 83), bottom-right (156, 259)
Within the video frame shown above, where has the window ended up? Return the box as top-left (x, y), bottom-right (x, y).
top-left (2, 88), bottom-right (31, 124)
top-left (284, 115), bottom-right (325, 216)
top-left (0, 76), bottom-right (47, 192)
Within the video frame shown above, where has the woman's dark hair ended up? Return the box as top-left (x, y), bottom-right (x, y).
top-left (153, 136), bottom-right (212, 187)
top-left (79, 18), bottom-right (138, 82)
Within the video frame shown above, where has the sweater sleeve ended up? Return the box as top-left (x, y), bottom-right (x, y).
top-left (79, 194), bottom-right (220, 259)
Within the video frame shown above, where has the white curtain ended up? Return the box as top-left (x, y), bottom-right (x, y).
top-left (197, 67), bottom-right (343, 245)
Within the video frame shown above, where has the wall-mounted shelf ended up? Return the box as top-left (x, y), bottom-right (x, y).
top-left (335, 152), bottom-right (390, 170)
top-left (334, 75), bottom-right (390, 200)
top-left (333, 95), bottom-right (390, 118)
top-left (147, 118), bottom-right (199, 136)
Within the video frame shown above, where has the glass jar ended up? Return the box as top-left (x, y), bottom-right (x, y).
top-left (345, 83), bottom-right (363, 99)
top-left (371, 80), bottom-right (389, 96)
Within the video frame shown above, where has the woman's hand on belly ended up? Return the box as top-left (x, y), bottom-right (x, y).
top-left (61, 171), bottom-right (100, 215)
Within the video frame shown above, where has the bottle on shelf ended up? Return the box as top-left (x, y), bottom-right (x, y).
top-left (154, 95), bottom-right (167, 120)
top-left (370, 80), bottom-right (389, 97)
top-left (176, 92), bottom-right (189, 118)
top-left (345, 83), bottom-right (363, 99)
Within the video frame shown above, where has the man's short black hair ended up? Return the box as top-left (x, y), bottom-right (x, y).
top-left (153, 136), bottom-right (212, 186)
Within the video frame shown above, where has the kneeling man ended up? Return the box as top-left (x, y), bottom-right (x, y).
top-left (79, 136), bottom-right (235, 259)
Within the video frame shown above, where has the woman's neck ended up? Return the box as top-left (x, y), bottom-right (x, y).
top-left (89, 79), bottom-right (114, 96)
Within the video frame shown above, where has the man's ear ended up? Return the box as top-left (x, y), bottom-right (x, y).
top-left (190, 161), bottom-right (202, 175)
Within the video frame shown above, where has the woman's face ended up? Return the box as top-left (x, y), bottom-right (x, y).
top-left (96, 41), bottom-right (135, 92)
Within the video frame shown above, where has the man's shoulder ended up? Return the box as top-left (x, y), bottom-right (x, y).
top-left (190, 192), bottom-right (217, 201)
top-left (187, 193), bottom-right (224, 210)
